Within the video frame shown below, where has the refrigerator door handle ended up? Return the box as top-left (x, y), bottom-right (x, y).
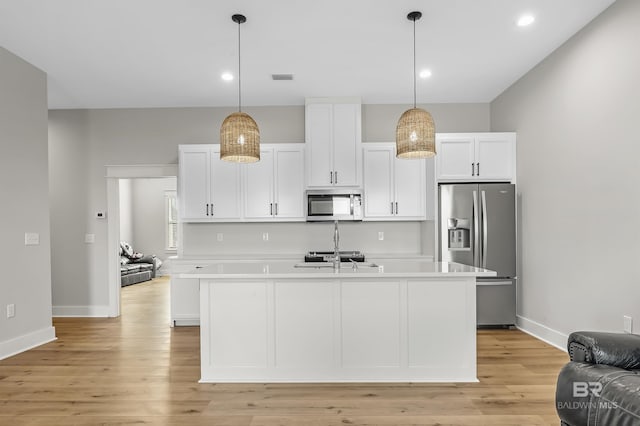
top-left (473, 190), bottom-right (480, 267)
top-left (481, 190), bottom-right (488, 269)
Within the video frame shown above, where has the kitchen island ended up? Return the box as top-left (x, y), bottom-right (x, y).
top-left (182, 260), bottom-right (495, 383)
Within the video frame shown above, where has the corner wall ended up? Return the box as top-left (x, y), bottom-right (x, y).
top-left (491, 0), bottom-right (640, 347)
top-left (0, 47), bottom-right (55, 359)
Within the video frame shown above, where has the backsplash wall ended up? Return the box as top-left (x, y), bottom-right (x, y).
top-left (181, 221), bottom-right (433, 258)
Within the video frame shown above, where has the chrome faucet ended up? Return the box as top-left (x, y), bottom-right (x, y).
top-left (332, 220), bottom-right (340, 270)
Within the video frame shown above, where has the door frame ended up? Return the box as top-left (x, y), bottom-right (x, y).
top-left (106, 164), bottom-right (178, 317)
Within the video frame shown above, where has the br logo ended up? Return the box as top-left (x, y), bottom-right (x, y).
top-left (573, 381), bottom-right (602, 397)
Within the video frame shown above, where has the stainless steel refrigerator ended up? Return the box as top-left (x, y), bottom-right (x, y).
top-left (438, 183), bottom-right (516, 326)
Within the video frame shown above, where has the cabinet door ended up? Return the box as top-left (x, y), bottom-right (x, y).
top-left (305, 103), bottom-right (334, 187)
top-left (244, 149), bottom-right (274, 219)
top-left (363, 146), bottom-right (394, 219)
top-left (179, 146), bottom-right (211, 220)
top-left (211, 149), bottom-right (242, 220)
top-left (394, 156), bottom-right (426, 219)
top-left (475, 134), bottom-right (514, 181)
top-left (274, 147), bottom-right (305, 219)
top-left (332, 103), bottom-right (361, 187)
top-left (436, 136), bottom-right (475, 181)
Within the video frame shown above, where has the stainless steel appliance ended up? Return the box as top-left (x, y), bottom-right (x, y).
top-left (306, 190), bottom-right (363, 221)
top-left (438, 183), bottom-right (516, 326)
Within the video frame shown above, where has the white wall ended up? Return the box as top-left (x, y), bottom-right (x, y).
top-left (491, 0), bottom-right (640, 346)
top-left (118, 179), bottom-right (133, 245)
top-left (131, 177), bottom-right (177, 267)
top-left (48, 103), bottom-right (490, 313)
top-left (0, 47), bottom-right (55, 359)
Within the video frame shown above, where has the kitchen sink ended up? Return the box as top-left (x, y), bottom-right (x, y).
top-left (294, 262), bottom-right (379, 269)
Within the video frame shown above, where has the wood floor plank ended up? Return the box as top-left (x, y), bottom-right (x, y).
top-left (0, 277), bottom-right (567, 425)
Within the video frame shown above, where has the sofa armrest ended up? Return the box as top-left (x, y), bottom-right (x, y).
top-left (568, 331), bottom-right (640, 369)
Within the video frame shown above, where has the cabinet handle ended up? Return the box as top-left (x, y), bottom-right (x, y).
top-left (395, 202), bottom-right (398, 215)
top-left (210, 204), bottom-right (213, 216)
top-left (275, 203), bottom-right (278, 216)
top-left (335, 171), bottom-right (338, 183)
top-left (391, 202), bottom-right (394, 214)
top-left (330, 171), bottom-right (333, 184)
top-left (471, 163), bottom-right (475, 176)
top-left (270, 203), bottom-right (273, 215)
top-left (476, 162), bottom-right (480, 176)
top-left (206, 203), bottom-right (209, 216)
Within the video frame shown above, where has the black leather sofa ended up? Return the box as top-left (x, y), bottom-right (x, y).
top-left (121, 255), bottom-right (156, 286)
top-left (119, 241), bottom-right (161, 286)
top-left (556, 331), bottom-right (640, 425)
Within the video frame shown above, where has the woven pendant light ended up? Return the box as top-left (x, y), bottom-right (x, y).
top-left (396, 11), bottom-right (436, 159)
top-left (220, 14), bottom-right (260, 163)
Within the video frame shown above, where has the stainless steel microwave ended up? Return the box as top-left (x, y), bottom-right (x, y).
top-left (306, 190), bottom-right (363, 221)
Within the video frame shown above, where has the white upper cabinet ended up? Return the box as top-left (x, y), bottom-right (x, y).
top-left (305, 99), bottom-right (362, 188)
top-left (179, 145), bottom-right (211, 220)
top-left (436, 133), bottom-right (516, 182)
top-left (273, 146), bottom-right (305, 219)
top-left (244, 145), bottom-right (305, 221)
top-left (179, 144), bottom-right (305, 223)
top-left (179, 145), bottom-right (242, 222)
top-left (363, 143), bottom-right (428, 221)
top-left (210, 147), bottom-right (242, 220)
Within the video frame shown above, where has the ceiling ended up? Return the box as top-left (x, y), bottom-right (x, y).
top-left (0, 0), bottom-right (616, 109)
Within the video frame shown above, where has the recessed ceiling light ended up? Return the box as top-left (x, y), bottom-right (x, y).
top-left (419, 69), bottom-right (432, 79)
top-left (221, 72), bottom-right (234, 81)
top-left (517, 14), bottom-right (535, 27)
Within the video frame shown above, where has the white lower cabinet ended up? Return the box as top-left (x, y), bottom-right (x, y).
top-left (169, 260), bottom-right (206, 326)
top-left (199, 277), bottom-right (477, 382)
top-left (363, 143), bottom-right (429, 220)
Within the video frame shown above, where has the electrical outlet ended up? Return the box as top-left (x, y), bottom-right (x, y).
top-left (7, 304), bottom-right (15, 318)
top-left (262, 232), bottom-right (269, 242)
top-left (378, 231), bottom-right (384, 241)
top-left (85, 233), bottom-right (95, 244)
top-left (24, 233), bottom-right (40, 245)
top-left (216, 233), bottom-right (224, 242)
top-left (624, 315), bottom-right (633, 333)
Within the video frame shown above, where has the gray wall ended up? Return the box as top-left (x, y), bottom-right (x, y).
top-left (131, 177), bottom-right (177, 267)
top-left (491, 0), bottom-right (640, 342)
top-left (118, 179), bottom-right (133, 245)
top-left (0, 47), bottom-right (54, 358)
top-left (49, 103), bottom-right (489, 312)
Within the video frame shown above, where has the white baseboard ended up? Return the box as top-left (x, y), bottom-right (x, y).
top-left (53, 305), bottom-right (110, 317)
top-left (516, 315), bottom-right (568, 352)
top-left (0, 326), bottom-right (57, 361)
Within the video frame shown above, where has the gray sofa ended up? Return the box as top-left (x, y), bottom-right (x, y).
top-left (555, 331), bottom-right (640, 425)
top-left (120, 242), bottom-right (161, 286)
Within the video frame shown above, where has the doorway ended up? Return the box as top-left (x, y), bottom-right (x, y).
top-left (106, 165), bottom-right (178, 317)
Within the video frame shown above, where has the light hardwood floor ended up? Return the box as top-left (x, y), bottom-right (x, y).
top-left (0, 277), bottom-right (566, 425)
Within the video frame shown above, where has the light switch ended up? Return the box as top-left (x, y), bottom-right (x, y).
top-left (25, 233), bottom-right (40, 245)
top-left (85, 234), bottom-right (96, 244)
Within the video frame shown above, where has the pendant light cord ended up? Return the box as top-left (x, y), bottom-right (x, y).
top-left (237, 20), bottom-right (242, 113)
top-left (412, 16), bottom-right (417, 109)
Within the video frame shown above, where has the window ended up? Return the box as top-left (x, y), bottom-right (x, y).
top-left (165, 190), bottom-right (178, 251)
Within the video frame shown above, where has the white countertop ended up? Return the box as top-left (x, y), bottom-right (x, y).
top-left (180, 260), bottom-right (495, 279)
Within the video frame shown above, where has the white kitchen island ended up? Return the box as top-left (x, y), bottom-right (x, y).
top-left (182, 260), bottom-right (495, 383)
